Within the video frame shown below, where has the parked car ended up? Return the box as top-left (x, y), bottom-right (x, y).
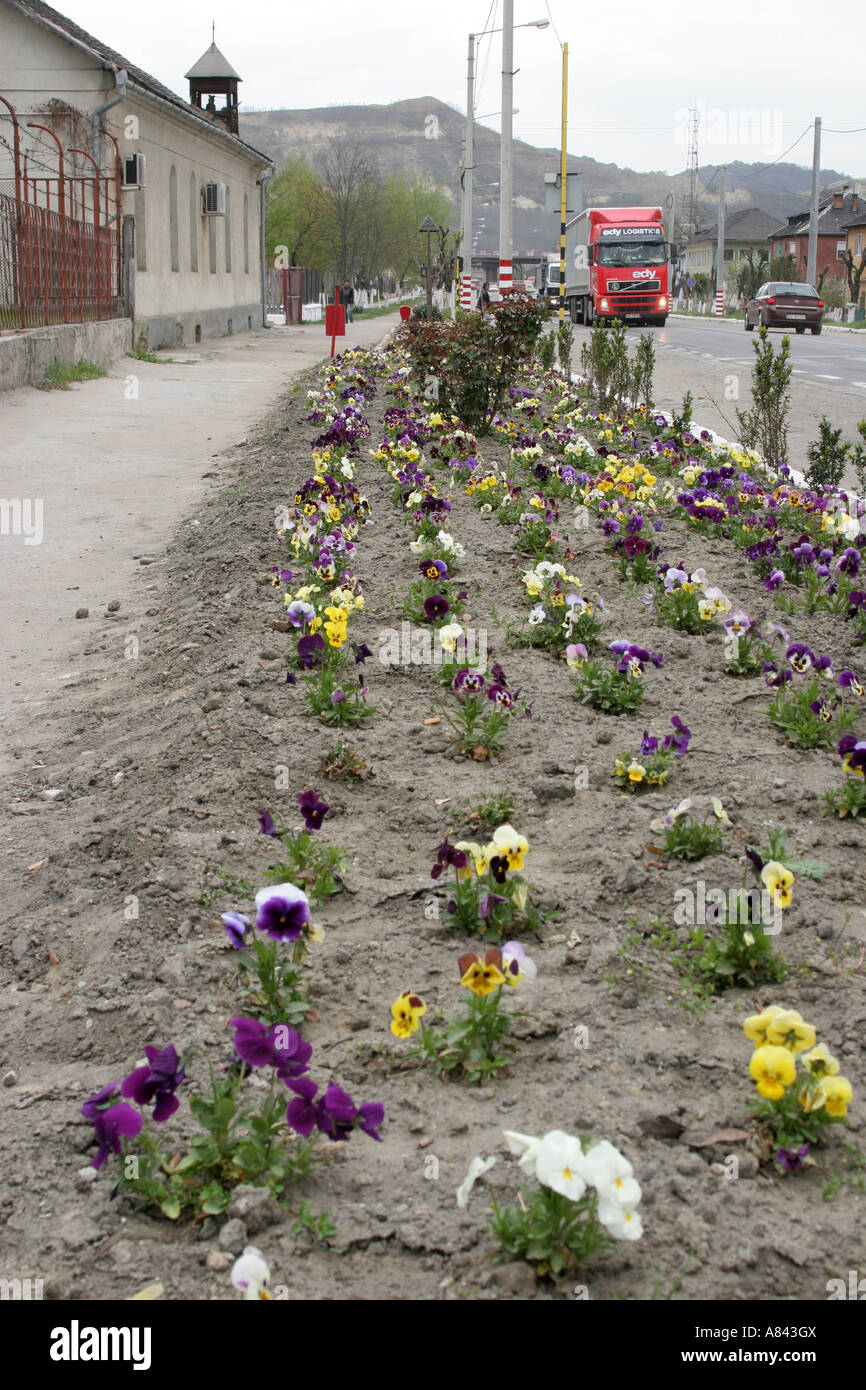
top-left (745, 282), bottom-right (824, 335)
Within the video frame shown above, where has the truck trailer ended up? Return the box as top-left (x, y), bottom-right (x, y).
top-left (564, 206), bottom-right (669, 327)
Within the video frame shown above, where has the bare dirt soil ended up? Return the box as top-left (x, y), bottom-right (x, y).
top-left (1, 349), bottom-right (864, 1302)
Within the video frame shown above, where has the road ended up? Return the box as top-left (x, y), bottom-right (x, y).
top-left (568, 314), bottom-right (866, 479)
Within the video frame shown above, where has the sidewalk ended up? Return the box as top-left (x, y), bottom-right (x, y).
top-left (0, 313), bottom-right (400, 731)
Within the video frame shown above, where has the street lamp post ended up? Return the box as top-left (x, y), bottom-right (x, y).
top-left (500, 0), bottom-right (515, 292)
top-left (461, 18), bottom-right (548, 311)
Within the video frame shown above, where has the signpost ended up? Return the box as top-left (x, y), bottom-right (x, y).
top-left (419, 215), bottom-right (438, 321)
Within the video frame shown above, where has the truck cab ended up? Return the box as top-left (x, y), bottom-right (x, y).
top-left (565, 208), bottom-right (670, 327)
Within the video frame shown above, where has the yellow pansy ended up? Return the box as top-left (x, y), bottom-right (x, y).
top-left (627, 761), bottom-right (646, 784)
top-left (801, 1044), bottom-right (840, 1079)
top-left (760, 861), bottom-right (794, 910)
top-left (817, 1076), bottom-right (853, 1118)
top-left (749, 1045), bottom-right (797, 1100)
top-left (765, 1010), bottom-right (816, 1053)
top-left (390, 991), bottom-right (427, 1039)
top-left (490, 824), bottom-right (530, 871)
top-left (459, 951), bottom-right (506, 998)
top-left (744, 1006), bottom-right (786, 1048)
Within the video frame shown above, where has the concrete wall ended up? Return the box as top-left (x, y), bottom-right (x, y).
top-left (0, 316), bottom-right (132, 392)
top-left (0, 5), bottom-right (268, 349)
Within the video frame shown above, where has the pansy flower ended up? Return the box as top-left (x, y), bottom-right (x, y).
top-left (254, 883), bottom-right (311, 941)
top-left (458, 948), bottom-right (507, 997)
top-left (390, 990), bottom-right (426, 1038)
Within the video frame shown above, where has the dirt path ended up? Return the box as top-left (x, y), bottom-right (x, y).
top-left (0, 314), bottom-right (401, 777)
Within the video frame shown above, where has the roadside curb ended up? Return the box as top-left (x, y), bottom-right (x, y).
top-left (668, 313), bottom-right (862, 336)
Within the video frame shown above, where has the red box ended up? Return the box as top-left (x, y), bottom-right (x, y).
top-left (325, 304), bottom-right (346, 336)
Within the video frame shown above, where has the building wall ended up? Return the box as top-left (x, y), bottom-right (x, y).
top-left (0, 4), bottom-right (267, 348)
top-left (115, 91), bottom-right (264, 346)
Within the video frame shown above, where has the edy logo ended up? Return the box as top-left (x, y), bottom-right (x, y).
top-left (632, 268), bottom-right (655, 280)
top-left (49, 1321), bottom-right (152, 1371)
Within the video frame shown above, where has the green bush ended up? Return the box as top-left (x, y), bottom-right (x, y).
top-left (806, 417), bottom-right (849, 490)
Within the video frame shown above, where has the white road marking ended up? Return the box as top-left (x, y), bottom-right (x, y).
top-left (816, 374), bottom-right (841, 379)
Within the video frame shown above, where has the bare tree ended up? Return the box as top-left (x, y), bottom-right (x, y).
top-left (316, 137), bottom-right (379, 283)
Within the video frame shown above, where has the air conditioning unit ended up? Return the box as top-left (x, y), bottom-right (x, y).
top-left (121, 153), bottom-right (146, 190)
top-left (202, 182), bottom-right (226, 216)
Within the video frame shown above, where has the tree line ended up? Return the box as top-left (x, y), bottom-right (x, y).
top-left (266, 137), bottom-right (459, 291)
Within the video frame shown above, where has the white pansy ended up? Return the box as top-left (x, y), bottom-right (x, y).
top-left (231, 1246), bottom-right (273, 1299)
top-left (456, 1154), bottom-right (497, 1209)
top-left (535, 1131), bottom-right (587, 1201)
top-left (597, 1197), bottom-right (643, 1241)
top-left (581, 1140), bottom-right (642, 1207)
top-left (503, 1130), bottom-right (542, 1174)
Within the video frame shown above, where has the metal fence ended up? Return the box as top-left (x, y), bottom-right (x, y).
top-left (265, 264), bottom-right (322, 320)
top-left (0, 191), bottom-right (121, 330)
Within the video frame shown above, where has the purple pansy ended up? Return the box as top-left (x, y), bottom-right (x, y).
top-left (121, 1044), bottom-right (185, 1123)
top-left (221, 911), bottom-right (250, 949)
top-left (298, 788), bottom-right (329, 831)
top-left (89, 1102), bottom-right (143, 1170)
top-left (254, 883), bottom-right (311, 942)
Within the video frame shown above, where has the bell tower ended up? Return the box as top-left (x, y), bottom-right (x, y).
top-left (185, 28), bottom-right (242, 135)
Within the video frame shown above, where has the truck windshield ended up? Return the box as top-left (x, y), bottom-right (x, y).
top-left (597, 240), bottom-right (666, 267)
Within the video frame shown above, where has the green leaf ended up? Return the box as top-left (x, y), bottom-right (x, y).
top-left (160, 1196), bottom-right (181, 1220)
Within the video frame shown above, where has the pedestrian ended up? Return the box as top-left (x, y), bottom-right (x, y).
top-left (480, 281), bottom-right (491, 314)
top-left (342, 280), bottom-right (355, 324)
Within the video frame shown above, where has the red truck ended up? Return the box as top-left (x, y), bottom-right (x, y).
top-left (564, 206), bottom-right (669, 327)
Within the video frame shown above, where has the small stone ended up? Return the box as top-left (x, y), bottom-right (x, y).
top-left (773, 777), bottom-right (786, 789)
top-left (3, 1070), bottom-right (17, 1087)
top-left (206, 1249), bottom-right (232, 1271)
top-left (817, 922), bottom-right (835, 940)
top-left (201, 695), bottom-right (222, 713)
top-left (107, 600), bottom-right (121, 612)
top-left (217, 1218), bottom-right (248, 1254)
top-left (227, 1186), bottom-right (281, 1235)
top-left (75, 608), bottom-right (89, 619)
top-left (488, 1261), bottom-right (538, 1297)
top-left (75, 1166), bottom-right (98, 1191)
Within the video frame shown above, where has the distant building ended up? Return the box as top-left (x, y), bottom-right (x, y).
top-left (769, 188), bottom-right (863, 289)
top-left (0, 0), bottom-right (272, 346)
top-left (681, 207), bottom-right (778, 281)
top-left (841, 202), bottom-right (866, 310)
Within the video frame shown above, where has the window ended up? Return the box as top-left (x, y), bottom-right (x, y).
top-left (189, 173), bottom-right (198, 271)
top-left (169, 166), bottom-right (179, 273)
top-left (788, 241), bottom-right (795, 255)
top-left (857, 232), bottom-right (863, 256)
top-left (224, 186), bottom-right (232, 273)
top-left (243, 193), bottom-right (249, 274)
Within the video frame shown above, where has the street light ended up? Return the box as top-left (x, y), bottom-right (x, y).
top-left (500, 10), bottom-right (550, 291)
top-left (459, 18), bottom-right (550, 314)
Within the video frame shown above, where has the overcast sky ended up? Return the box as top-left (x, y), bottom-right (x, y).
top-left (60, 0), bottom-right (865, 179)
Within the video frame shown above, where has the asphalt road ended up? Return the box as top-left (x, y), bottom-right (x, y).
top-left (568, 314), bottom-right (866, 480)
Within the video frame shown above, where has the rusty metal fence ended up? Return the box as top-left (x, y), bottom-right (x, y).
top-left (0, 191), bottom-right (121, 329)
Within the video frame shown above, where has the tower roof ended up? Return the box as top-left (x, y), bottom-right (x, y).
top-left (184, 42), bottom-right (241, 82)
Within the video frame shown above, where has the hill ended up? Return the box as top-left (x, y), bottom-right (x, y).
top-left (240, 96), bottom-right (860, 254)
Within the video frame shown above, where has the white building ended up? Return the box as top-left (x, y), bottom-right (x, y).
top-left (0, 0), bottom-right (272, 347)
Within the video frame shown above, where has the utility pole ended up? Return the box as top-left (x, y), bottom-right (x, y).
top-left (558, 42), bottom-right (568, 323)
top-left (806, 116), bottom-right (821, 287)
top-left (715, 165), bottom-right (726, 317)
top-left (499, 0), bottom-right (514, 291)
top-left (460, 34), bottom-right (475, 312)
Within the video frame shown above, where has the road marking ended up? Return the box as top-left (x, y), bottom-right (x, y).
top-left (816, 373), bottom-right (841, 380)
top-left (853, 381), bottom-right (866, 389)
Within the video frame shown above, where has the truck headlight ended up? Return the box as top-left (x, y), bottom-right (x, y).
top-left (599, 297), bottom-right (609, 312)
top-left (658, 296), bottom-right (668, 310)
